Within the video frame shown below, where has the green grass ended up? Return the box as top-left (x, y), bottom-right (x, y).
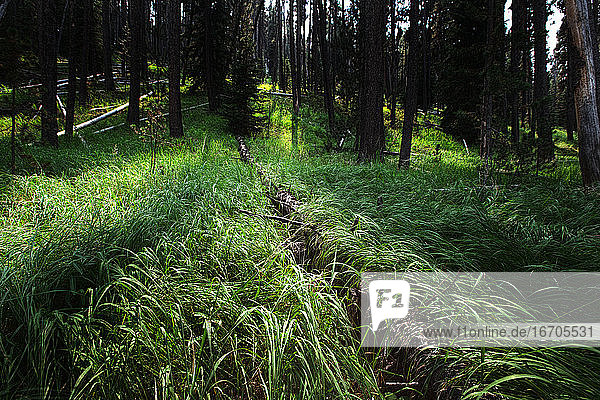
top-left (0, 95), bottom-right (379, 399)
top-left (2, 89), bottom-right (600, 399)
top-left (249, 97), bottom-right (600, 398)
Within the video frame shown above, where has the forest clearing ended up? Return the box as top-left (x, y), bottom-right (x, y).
top-left (2, 0), bottom-right (600, 399)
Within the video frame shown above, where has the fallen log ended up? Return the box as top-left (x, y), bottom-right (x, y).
top-left (57, 92), bottom-right (152, 136)
top-left (93, 102), bottom-right (209, 134)
top-left (239, 209), bottom-right (305, 226)
top-left (20, 73), bottom-right (103, 90)
top-left (265, 91), bottom-right (293, 98)
top-left (56, 95), bottom-right (67, 120)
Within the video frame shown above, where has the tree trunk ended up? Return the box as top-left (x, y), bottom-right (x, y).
top-left (399, 0), bottom-right (419, 167)
top-left (39, 0), bottom-right (59, 147)
top-left (127, 0), bottom-right (143, 125)
top-left (78, 0), bottom-right (92, 105)
top-left (389, 0), bottom-right (397, 127)
top-left (566, 17), bottom-right (577, 141)
top-left (566, 0), bottom-right (600, 185)
top-left (66, 0), bottom-right (77, 137)
top-left (510, 0), bottom-right (525, 142)
top-left (168, 0), bottom-right (183, 138)
top-left (589, 0), bottom-right (600, 120)
top-left (277, 0), bottom-right (286, 92)
top-left (533, 0), bottom-right (554, 163)
top-left (358, 0), bottom-right (385, 161)
top-left (205, 3), bottom-right (218, 111)
top-left (315, 0), bottom-right (335, 138)
top-left (102, 0), bottom-right (116, 91)
top-left (480, 0), bottom-right (494, 163)
top-left (289, 0), bottom-right (299, 113)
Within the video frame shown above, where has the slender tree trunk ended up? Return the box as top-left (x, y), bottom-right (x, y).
top-left (358, 0), bottom-right (385, 161)
top-left (205, 4), bottom-right (218, 111)
top-left (399, 0), bottom-right (419, 167)
top-left (277, 0), bottom-right (286, 92)
top-left (511, 0), bottom-right (525, 142)
top-left (533, 0), bottom-right (554, 162)
top-left (120, 0), bottom-right (127, 77)
top-left (127, 0), bottom-right (143, 125)
top-left (289, 0), bottom-right (299, 112)
top-left (422, 0), bottom-right (431, 114)
top-left (78, 0), bottom-right (92, 105)
top-left (566, 17), bottom-right (577, 141)
top-left (390, 0), bottom-right (397, 127)
top-left (480, 0), bottom-right (494, 164)
top-left (589, 0), bottom-right (600, 119)
top-left (102, 0), bottom-right (116, 91)
top-left (296, 0), bottom-right (304, 100)
top-left (11, 86), bottom-right (16, 173)
top-left (39, 0), bottom-right (59, 147)
top-left (315, 0), bottom-right (335, 138)
top-left (566, 0), bottom-right (600, 185)
top-left (66, 0), bottom-right (77, 137)
top-left (168, 0), bottom-right (183, 138)
top-left (289, 0), bottom-right (299, 145)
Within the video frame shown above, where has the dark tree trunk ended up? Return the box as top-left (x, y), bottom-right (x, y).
top-left (315, 0), bottom-right (335, 138)
top-left (589, 0), bottom-right (600, 119)
top-left (533, 0), bottom-right (554, 163)
top-left (511, 0), bottom-right (525, 142)
top-left (566, 17), bottom-right (577, 142)
top-left (205, 4), bottom-right (218, 111)
top-left (120, 0), bottom-right (127, 77)
top-left (102, 0), bottom-right (116, 91)
top-left (399, 0), bottom-right (419, 167)
top-left (358, 0), bottom-right (385, 161)
top-left (277, 0), bottom-right (286, 92)
top-left (422, 0), bottom-right (432, 114)
top-left (66, 0), bottom-right (77, 137)
top-left (11, 86), bottom-right (16, 173)
top-left (389, 0), bottom-right (397, 127)
top-left (39, 0), bottom-right (59, 147)
top-left (78, 0), bottom-right (92, 105)
top-left (289, 0), bottom-right (299, 113)
top-left (296, 0), bottom-right (304, 99)
top-left (168, 0), bottom-right (183, 138)
top-left (127, 0), bottom-right (143, 125)
top-left (566, 0), bottom-right (600, 185)
top-left (289, 0), bottom-right (299, 144)
top-left (480, 0), bottom-right (495, 162)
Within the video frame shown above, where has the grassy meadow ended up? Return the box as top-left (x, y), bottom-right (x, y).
top-left (0, 86), bottom-right (599, 399)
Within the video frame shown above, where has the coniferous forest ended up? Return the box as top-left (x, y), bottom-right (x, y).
top-left (2, 0), bottom-right (600, 398)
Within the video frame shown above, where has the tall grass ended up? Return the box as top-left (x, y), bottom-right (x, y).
top-left (253, 98), bottom-right (600, 399)
top-left (0, 99), bottom-right (379, 399)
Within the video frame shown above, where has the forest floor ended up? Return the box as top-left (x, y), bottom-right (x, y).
top-left (1, 86), bottom-right (600, 399)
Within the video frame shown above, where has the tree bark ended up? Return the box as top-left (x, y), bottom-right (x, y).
top-left (566, 0), bottom-right (600, 185)
top-left (168, 0), bottom-right (183, 137)
top-left (127, 0), bottom-right (143, 125)
top-left (480, 0), bottom-right (495, 163)
top-left (78, 0), bottom-right (92, 105)
top-left (510, 0), bottom-right (525, 142)
top-left (533, 0), bottom-right (554, 163)
top-left (66, 0), bottom-right (77, 137)
top-left (399, 0), bottom-right (419, 167)
top-left (566, 17), bottom-right (577, 141)
top-left (277, 0), bottom-right (286, 92)
top-left (389, 0), bottom-right (397, 127)
top-left (102, 0), bottom-right (116, 91)
top-left (39, 0), bottom-right (59, 147)
top-left (358, 0), bottom-right (385, 161)
top-left (315, 0), bottom-right (335, 138)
